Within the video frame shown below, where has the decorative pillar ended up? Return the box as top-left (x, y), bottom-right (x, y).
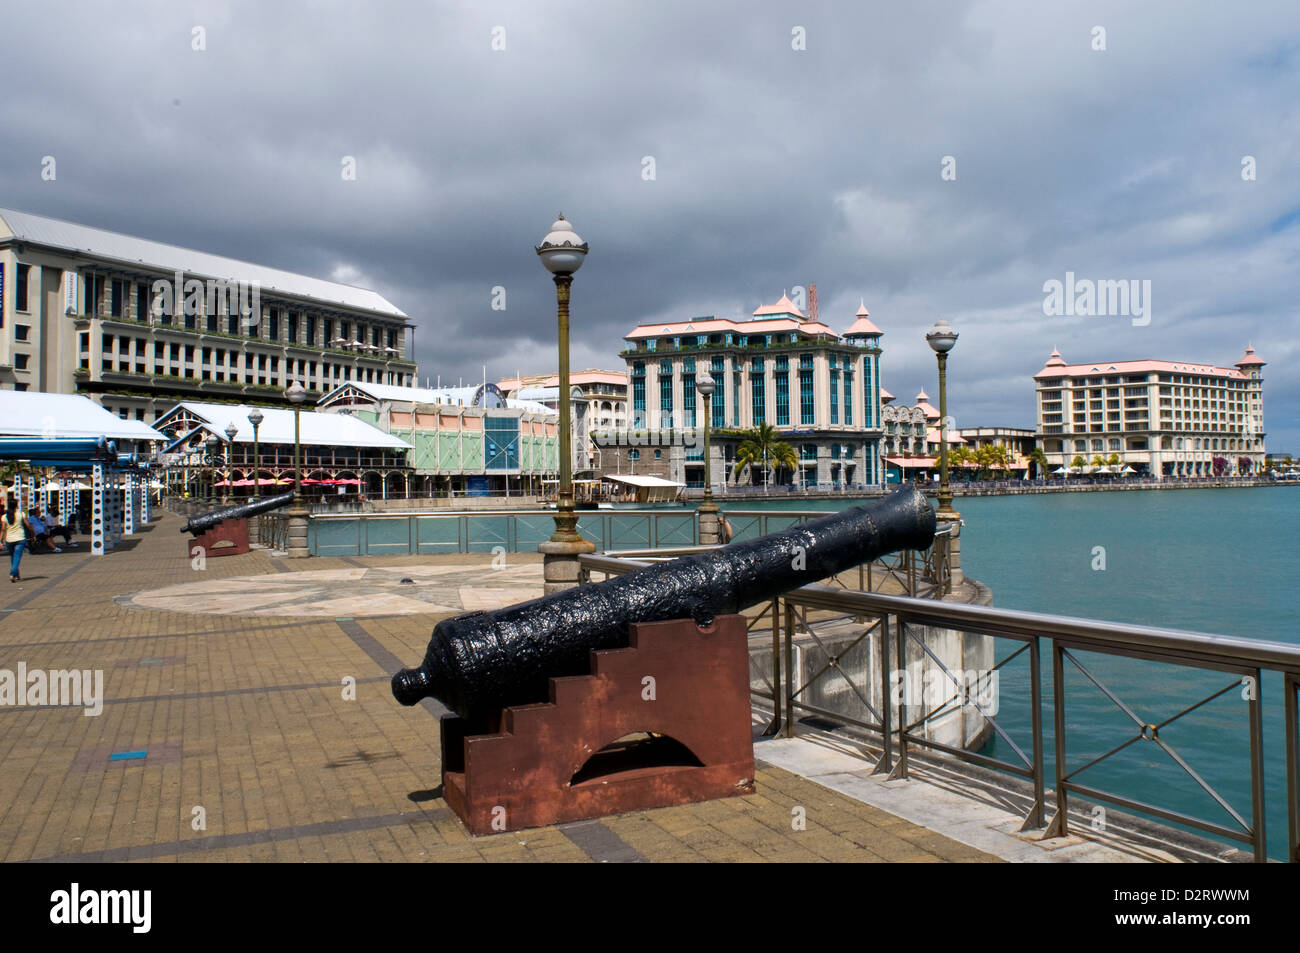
top-left (91, 463), bottom-right (105, 556)
top-left (124, 473), bottom-right (135, 535)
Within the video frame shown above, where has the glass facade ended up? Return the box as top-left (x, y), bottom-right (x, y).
top-left (829, 354), bottom-right (840, 425)
top-left (775, 356), bottom-right (789, 426)
top-left (751, 357), bottom-right (766, 423)
top-left (632, 361), bottom-right (646, 424)
top-left (660, 359), bottom-right (673, 428)
top-left (484, 416), bottom-right (520, 469)
top-left (711, 356), bottom-right (725, 428)
top-left (799, 355), bottom-right (814, 425)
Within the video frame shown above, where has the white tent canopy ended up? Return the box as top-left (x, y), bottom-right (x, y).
top-left (158, 401), bottom-right (411, 450)
top-left (0, 391), bottom-right (163, 442)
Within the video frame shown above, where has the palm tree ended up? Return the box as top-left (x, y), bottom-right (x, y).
top-left (1028, 447), bottom-right (1049, 479)
top-left (732, 423), bottom-right (797, 486)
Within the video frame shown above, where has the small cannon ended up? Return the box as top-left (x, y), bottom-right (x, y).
top-left (181, 489), bottom-right (295, 557)
top-left (180, 489), bottom-right (296, 536)
top-left (393, 486), bottom-right (935, 834)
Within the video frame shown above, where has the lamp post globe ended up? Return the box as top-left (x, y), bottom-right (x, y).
top-left (247, 408), bottom-right (264, 499)
top-left (535, 214), bottom-right (588, 277)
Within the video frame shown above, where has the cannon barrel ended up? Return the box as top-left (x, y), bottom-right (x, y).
top-left (180, 489), bottom-right (296, 536)
top-left (393, 486), bottom-right (936, 721)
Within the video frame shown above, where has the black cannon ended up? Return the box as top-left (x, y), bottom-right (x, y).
top-left (393, 486), bottom-right (936, 722)
top-left (180, 490), bottom-right (295, 536)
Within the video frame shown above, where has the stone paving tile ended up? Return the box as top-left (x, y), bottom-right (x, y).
top-left (0, 512), bottom-right (1000, 863)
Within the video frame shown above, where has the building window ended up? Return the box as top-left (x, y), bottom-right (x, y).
top-left (632, 362), bottom-right (646, 424)
top-left (660, 359), bottom-right (674, 428)
top-left (136, 282), bottom-right (150, 322)
top-left (110, 279), bottom-right (124, 317)
top-left (844, 365), bottom-right (853, 426)
top-left (15, 264), bottom-right (29, 312)
top-left (711, 356), bottom-right (725, 428)
top-left (14, 353), bottom-right (29, 370)
top-left (682, 358), bottom-right (696, 424)
top-left (268, 309), bottom-right (280, 340)
top-left (775, 357), bottom-right (790, 426)
top-left (83, 273), bottom-right (104, 317)
top-left (799, 355), bottom-right (814, 426)
top-left (829, 355), bottom-right (840, 426)
top-left (15, 324), bottom-right (29, 342)
top-left (308, 315), bottom-right (318, 346)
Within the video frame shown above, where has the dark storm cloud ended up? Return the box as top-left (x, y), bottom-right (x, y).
top-left (2, 1), bottom-right (1296, 445)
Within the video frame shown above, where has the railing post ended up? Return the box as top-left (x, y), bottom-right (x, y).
top-left (1286, 672), bottom-right (1299, 863)
top-left (1248, 666), bottom-right (1267, 863)
top-left (1024, 636), bottom-right (1045, 830)
top-left (764, 597), bottom-right (782, 736)
top-left (874, 612), bottom-right (893, 775)
top-left (783, 599), bottom-right (796, 738)
top-left (1045, 641), bottom-right (1069, 839)
top-left (889, 612), bottom-right (909, 780)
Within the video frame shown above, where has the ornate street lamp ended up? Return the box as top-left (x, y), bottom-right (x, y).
top-left (248, 408), bottom-right (264, 499)
top-left (204, 434), bottom-right (219, 502)
top-left (535, 214), bottom-right (588, 544)
top-left (695, 371), bottom-right (720, 542)
top-left (223, 422), bottom-right (238, 499)
top-left (286, 381), bottom-right (306, 503)
top-left (925, 320), bottom-right (958, 520)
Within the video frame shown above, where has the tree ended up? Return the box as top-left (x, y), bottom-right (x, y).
top-left (1238, 456), bottom-right (1253, 474)
top-left (1070, 454), bottom-right (1086, 470)
top-left (1212, 456), bottom-right (1227, 476)
top-left (1091, 455), bottom-right (1106, 469)
top-left (1028, 447), bottom-right (1049, 478)
top-left (1107, 453), bottom-right (1121, 467)
top-left (732, 423), bottom-right (797, 485)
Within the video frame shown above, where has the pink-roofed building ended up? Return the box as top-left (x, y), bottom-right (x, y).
top-left (1034, 347), bottom-right (1267, 478)
top-left (617, 293), bottom-right (887, 488)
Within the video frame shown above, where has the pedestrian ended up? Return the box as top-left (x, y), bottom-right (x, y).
top-left (3, 500), bottom-right (33, 583)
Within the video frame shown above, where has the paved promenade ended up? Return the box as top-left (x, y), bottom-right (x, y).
top-left (0, 513), bottom-right (998, 863)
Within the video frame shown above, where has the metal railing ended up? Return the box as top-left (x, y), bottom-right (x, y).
top-left (572, 556), bottom-right (1300, 862)
top-left (258, 513), bottom-right (289, 552)
top-left (302, 505), bottom-right (953, 559)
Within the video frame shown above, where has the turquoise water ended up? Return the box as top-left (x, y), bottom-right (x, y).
top-left (730, 487), bottom-right (1298, 858)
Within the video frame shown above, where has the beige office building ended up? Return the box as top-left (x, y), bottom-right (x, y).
top-left (0, 207), bottom-right (416, 422)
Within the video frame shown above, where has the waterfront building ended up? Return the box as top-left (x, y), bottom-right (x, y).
top-left (1034, 347), bottom-right (1267, 477)
top-left (498, 369), bottom-right (626, 476)
top-left (316, 380), bottom-right (560, 496)
top-left (616, 295), bottom-right (885, 488)
top-left (153, 400), bottom-right (411, 499)
top-left (0, 207), bottom-right (417, 423)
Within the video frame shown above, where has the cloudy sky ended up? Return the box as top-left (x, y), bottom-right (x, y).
top-left (3, 1), bottom-right (1297, 449)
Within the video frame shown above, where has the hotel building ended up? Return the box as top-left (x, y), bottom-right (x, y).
top-left (1034, 347), bottom-right (1267, 477)
top-left (0, 207), bottom-right (417, 422)
top-left (617, 295), bottom-right (885, 487)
